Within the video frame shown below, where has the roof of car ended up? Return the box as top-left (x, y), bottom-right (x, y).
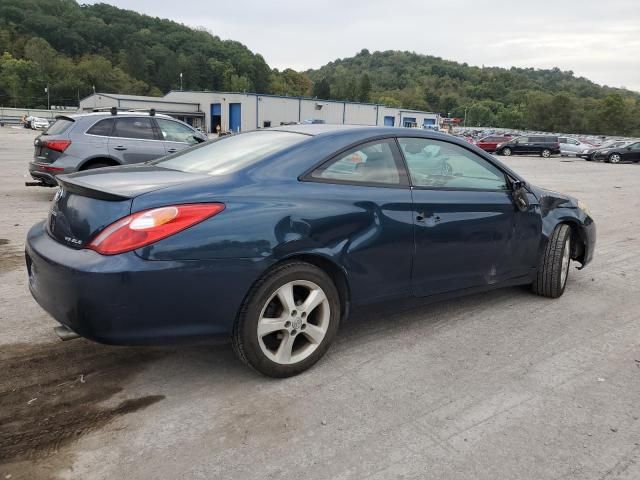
top-left (269, 123), bottom-right (450, 138)
top-left (61, 111), bottom-right (174, 120)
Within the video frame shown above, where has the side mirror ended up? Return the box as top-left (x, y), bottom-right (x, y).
top-left (193, 135), bottom-right (205, 144)
top-left (512, 180), bottom-right (526, 191)
top-left (511, 180), bottom-right (529, 212)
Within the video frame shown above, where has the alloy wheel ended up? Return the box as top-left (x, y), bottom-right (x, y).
top-left (257, 280), bottom-right (330, 365)
top-left (503, 147), bottom-right (512, 156)
top-left (609, 153), bottom-right (621, 164)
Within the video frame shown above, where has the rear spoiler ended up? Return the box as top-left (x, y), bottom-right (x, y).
top-left (54, 115), bottom-right (76, 122)
top-left (56, 175), bottom-right (131, 201)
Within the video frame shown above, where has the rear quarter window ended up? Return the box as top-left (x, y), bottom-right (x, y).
top-left (86, 118), bottom-right (115, 137)
top-left (45, 118), bottom-right (73, 135)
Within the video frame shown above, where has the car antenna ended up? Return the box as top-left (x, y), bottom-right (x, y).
top-left (149, 108), bottom-right (156, 116)
top-left (110, 107), bottom-right (118, 116)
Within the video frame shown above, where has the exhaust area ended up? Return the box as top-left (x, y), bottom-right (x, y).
top-left (54, 325), bottom-right (80, 341)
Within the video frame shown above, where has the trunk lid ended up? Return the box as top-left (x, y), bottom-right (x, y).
top-left (49, 165), bottom-right (208, 249)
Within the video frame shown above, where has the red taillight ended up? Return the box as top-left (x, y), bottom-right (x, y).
top-left (87, 203), bottom-right (225, 255)
top-left (42, 140), bottom-right (71, 153)
top-left (40, 165), bottom-right (64, 172)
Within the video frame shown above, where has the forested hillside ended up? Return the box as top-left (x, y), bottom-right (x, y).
top-left (307, 50), bottom-right (640, 136)
top-left (1, 1), bottom-right (638, 135)
top-left (0, 0), bottom-right (310, 107)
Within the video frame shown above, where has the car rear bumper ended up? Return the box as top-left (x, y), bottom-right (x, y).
top-left (25, 221), bottom-right (267, 345)
top-left (28, 161), bottom-right (73, 185)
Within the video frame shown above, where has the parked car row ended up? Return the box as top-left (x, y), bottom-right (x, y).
top-left (584, 140), bottom-right (640, 163)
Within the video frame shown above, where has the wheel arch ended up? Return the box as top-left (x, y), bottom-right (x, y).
top-left (264, 253), bottom-right (351, 321)
top-left (553, 218), bottom-right (586, 265)
top-left (78, 156), bottom-right (122, 171)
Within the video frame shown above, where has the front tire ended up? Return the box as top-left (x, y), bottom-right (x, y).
top-left (541, 149), bottom-right (551, 158)
top-left (502, 147), bottom-right (512, 156)
top-left (532, 224), bottom-right (572, 298)
top-left (232, 261), bottom-right (340, 377)
top-left (607, 153), bottom-right (621, 164)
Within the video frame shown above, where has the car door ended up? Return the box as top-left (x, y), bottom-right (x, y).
top-left (305, 138), bottom-right (414, 303)
top-left (155, 118), bottom-right (201, 155)
top-left (397, 137), bottom-right (540, 297)
top-left (513, 136), bottom-right (531, 154)
top-left (108, 116), bottom-right (165, 164)
top-left (624, 142), bottom-right (640, 162)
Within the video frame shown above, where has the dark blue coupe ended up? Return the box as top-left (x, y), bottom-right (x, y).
top-left (26, 125), bottom-right (595, 377)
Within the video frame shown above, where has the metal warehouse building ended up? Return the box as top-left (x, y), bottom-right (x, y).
top-left (79, 91), bottom-right (440, 134)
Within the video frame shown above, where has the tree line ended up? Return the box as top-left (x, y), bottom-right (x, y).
top-left (1, 1), bottom-right (638, 136)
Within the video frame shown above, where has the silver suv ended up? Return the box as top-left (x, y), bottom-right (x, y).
top-left (28, 111), bottom-right (207, 186)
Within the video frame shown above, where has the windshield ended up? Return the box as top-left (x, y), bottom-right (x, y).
top-left (153, 131), bottom-right (308, 175)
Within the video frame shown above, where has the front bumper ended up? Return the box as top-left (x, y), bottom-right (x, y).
top-left (577, 216), bottom-right (596, 267)
top-left (25, 221), bottom-right (268, 345)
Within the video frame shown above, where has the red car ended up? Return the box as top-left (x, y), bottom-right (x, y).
top-left (476, 135), bottom-right (512, 152)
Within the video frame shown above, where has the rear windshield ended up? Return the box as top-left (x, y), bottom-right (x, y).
top-left (153, 131), bottom-right (308, 176)
top-left (45, 118), bottom-right (73, 135)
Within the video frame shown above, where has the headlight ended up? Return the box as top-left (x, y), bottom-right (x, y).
top-left (577, 200), bottom-right (591, 216)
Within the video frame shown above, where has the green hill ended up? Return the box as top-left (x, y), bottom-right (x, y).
top-left (307, 49), bottom-right (640, 136)
top-left (1, 1), bottom-right (637, 136)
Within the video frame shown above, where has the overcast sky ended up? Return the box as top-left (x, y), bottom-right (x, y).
top-left (85, 0), bottom-right (640, 92)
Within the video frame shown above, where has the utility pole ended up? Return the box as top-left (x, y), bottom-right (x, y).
top-left (180, 72), bottom-right (183, 91)
top-left (45, 84), bottom-right (50, 110)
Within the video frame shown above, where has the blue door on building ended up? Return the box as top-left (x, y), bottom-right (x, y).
top-left (384, 116), bottom-right (395, 126)
top-left (210, 103), bottom-right (221, 133)
top-left (229, 103), bottom-right (242, 132)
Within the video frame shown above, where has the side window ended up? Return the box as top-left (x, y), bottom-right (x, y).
top-left (398, 138), bottom-right (508, 191)
top-left (86, 118), bottom-right (114, 137)
top-left (630, 143), bottom-right (640, 151)
top-left (310, 139), bottom-right (403, 186)
top-left (112, 117), bottom-right (156, 140)
top-left (559, 138), bottom-right (567, 144)
top-left (156, 118), bottom-right (198, 144)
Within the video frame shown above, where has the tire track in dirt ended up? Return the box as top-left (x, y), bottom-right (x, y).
top-left (0, 339), bottom-right (173, 471)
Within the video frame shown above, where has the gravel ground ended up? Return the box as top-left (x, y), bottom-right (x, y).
top-left (1, 126), bottom-right (639, 480)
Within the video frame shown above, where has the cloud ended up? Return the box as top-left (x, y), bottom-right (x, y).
top-left (83, 0), bottom-right (640, 92)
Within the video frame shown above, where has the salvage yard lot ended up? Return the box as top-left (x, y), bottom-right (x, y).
top-left (1, 126), bottom-right (639, 480)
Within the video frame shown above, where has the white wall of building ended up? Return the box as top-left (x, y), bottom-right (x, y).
top-left (80, 91), bottom-right (440, 133)
top-left (257, 96), bottom-right (300, 127)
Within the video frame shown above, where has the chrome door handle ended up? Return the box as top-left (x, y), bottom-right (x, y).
top-left (167, 148), bottom-right (178, 153)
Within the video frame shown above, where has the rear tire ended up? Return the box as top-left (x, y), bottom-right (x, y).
top-left (532, 224), bottom-right (572, 298)
top-left (232, 261), bottom-right (340, 377)
top-left (541, 149), bottom-right (551, 158)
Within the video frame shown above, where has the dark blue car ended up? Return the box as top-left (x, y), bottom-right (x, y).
top-left (26, 125), bottom-right (595, 377)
